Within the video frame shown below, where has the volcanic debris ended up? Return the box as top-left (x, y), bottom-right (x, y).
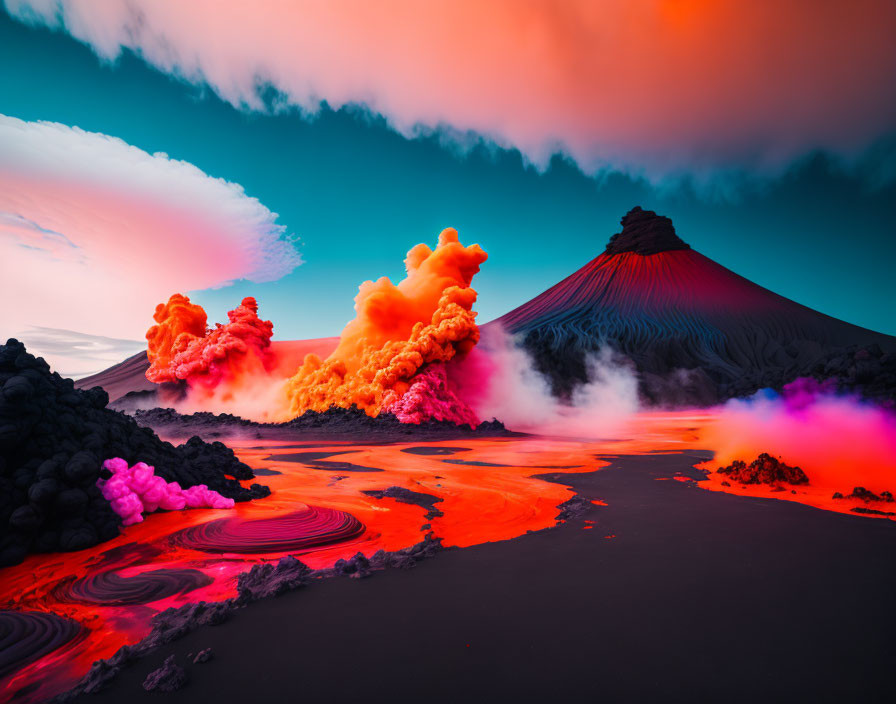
top-left (362, 486), bottom-right (445, 519)
top-left (142, 655), bottom-right (187, 693)
top-left (0, 339), bottom-right (269, 567)
top-left (716, 453), bottom-right (809, 487)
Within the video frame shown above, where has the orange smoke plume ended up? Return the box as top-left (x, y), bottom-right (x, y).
top-left (146, 294), bottom-right (275, 399)
top-left (284, 228), bottom-right (487, 419)
top-left (146, 293), bottom-right (208, 383)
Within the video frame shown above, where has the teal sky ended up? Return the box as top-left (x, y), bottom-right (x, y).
top-left (2, 9), bottom-right (895, 341)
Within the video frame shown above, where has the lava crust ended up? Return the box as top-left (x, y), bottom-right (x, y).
top-left (0, 610), bottom-right (83, 679)
top-left (170, 506), bottom-right (365, 554)
top-left (53, 568), bottom-right (212, 606)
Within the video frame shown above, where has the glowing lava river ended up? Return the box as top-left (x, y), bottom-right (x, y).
top-left (1, 410), bottom-right (893, 703)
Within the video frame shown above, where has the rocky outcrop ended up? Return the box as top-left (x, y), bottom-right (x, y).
top-left (716, 453), bottom-right (809, 487)
top-left (0, 339), bottom-right (269, 567)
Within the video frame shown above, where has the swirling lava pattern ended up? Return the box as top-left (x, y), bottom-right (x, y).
top-left (171, 506), bottom-right (365, 554)
top-left (53, 568), bottom-right (213, 606)
top-left (0, 611), bottom-right (83, 679)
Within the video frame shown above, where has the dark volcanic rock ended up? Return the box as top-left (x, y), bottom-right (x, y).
top-left (236, 556), bottom-right (312, 600)
top-left (362, 486), bottom-right (444, 519)
top-left (841, 487), bottom-right (895, 503)
top-left (0, 339), bottom-right (268, 567)
top-left (555, 494), bottom-right (593, 521)
top-left (192, 648), bottom-right (213, 664)
top-left (131, 405), bottom-right (515, 443)
top-left (604, 206), bottom-right (691, 256)
top-left (0, 610), bottom-right (83, 679)
top-left (716, 453), bottom-right (809, 486)
top-left (54, 534), bottom-right (445, 700)
top-left (142, 655), bottom-right (187, 693)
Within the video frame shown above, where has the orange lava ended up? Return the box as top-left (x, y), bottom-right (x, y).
top-left (0, 435), bottom-right (610, 703)
top-left (3, 406), bottom-right (892, 701)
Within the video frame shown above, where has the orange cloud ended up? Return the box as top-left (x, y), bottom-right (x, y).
top-left (10, 0), bottom-right (896, 178)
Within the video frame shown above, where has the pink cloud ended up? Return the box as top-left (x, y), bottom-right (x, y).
top-left (0, 114), bottom-right (301, 372)
top-left (7, 0), bottom-right (896, 179)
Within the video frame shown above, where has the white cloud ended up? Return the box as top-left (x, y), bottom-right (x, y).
top-left (0, 114), bottom-right (301, 372)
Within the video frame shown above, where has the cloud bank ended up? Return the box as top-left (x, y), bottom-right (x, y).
top-left (6, 0), bottom-right (896, 180)
top-left (0, 114), bottom-right (301, 372)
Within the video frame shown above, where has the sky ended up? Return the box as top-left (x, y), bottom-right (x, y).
top-left (1, 1), bottom-right (895, 376)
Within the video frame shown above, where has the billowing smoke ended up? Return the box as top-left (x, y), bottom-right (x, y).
top-left (143, 229), bottom-right (487, 425)
top-left (460, 326), bottom-right (640, 438)
top-left (141, 232), bottom-right (640, 432)
top-left (283, 228), bottom-right (486, 423)
top-left (146, 294), bottom-right (282, 417)
top-left (700, 378), bottom-right (896, 495)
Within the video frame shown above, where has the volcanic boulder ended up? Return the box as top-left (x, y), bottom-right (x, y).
top-left (716, 453), bottom-right (809, 487)
top-left (0, 339), bottom-right (269, 567)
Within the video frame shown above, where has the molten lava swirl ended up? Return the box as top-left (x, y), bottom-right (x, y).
top-left (53, 568), bottom-right (212, 606)
top-left (170, 505), bottom-right (365, 554)
top-left (0, 611), bottom-right (83, 678)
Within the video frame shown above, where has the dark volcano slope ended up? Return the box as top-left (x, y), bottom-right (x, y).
top-left (0, 340), bottom-right (269, 567)
top-left (491, 207), bottom-right (896, 404)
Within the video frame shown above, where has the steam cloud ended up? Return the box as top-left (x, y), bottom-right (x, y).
top-left (462, 327), bottom-right (640, 438)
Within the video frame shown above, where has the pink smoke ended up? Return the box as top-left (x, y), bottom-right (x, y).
top-left (701, 380), bottom-right (896, 496)
top-left (384, 363), bottom-right (480, 428)
top-left (98, 458), bottom-right (234, 526)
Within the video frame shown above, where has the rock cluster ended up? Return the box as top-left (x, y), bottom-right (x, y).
top-left (716, 453), bottom-right (809, 487)
top-left (54, 534), bottom-right (444, 700)
top-left (362, 486), bottom-right (445, 519)
top-left (142, 655), bottom-right (187, 693)
top-left (0, 339), bottom-right (269, 567)
top-left (130, 404), bottom-right (514, 442)
top-left (604, 206), bottom-right (691, 256)
top-left (832, 486), bottom-right (894, 503)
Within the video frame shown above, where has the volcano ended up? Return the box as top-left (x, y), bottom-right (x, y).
top-left (490, 207), bottom-right (896, 404)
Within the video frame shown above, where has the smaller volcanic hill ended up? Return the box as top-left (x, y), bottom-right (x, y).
top-left (75, 338), bottom-right (340, 403)
top-left (492, 207), bottom-right (896, 404)
top-left (0, 339), bottom-right (269, 567)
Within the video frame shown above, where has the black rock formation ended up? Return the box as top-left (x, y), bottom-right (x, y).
top-left (604, 206), bottom-right (691, 256)
top-left (142, 655), bottom-right (187, 693)
top-left (130, 405), bottom-right (515, 443)
top-left (0, 339), bottom-right (269, 567)
top-left (716, 453), bottom-right (809, 486)
top-left (362, 486), bottom-right (445, 519)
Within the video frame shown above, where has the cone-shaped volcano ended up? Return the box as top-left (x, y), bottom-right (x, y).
top-left (489, 207), bottom-right (895, 404)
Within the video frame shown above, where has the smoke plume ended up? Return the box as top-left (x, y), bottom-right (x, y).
top-left (283, 228), bottom-right (486, 422)
top-left (146, 294), bottom-right (278, 412)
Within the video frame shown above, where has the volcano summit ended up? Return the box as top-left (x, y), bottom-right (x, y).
top-left (492, 207), bottom-right (896, 404)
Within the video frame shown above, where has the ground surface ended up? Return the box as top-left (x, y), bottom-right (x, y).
top-left (71, 452), bottom-right (896, 704)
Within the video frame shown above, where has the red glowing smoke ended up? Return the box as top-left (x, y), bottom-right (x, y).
top-left (146, 294), bottom-right (275, 402)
